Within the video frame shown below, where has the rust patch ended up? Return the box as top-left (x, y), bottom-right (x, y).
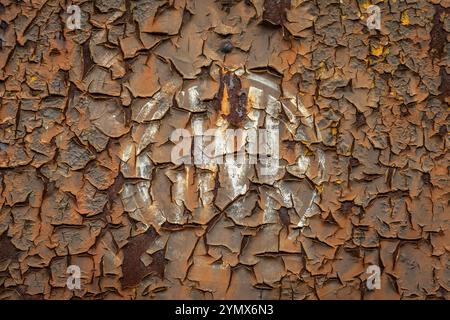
top-left (438, 124), bottom-right (448, 137)
top-left (429, 5), bottom-right (450, 59)
top-left (161, 221), bottom-right (186, 231)
top-left (82, 41), bottom-right (94, 78)
top-left (438, 66), bottom-right (449, 103)
top-left (262, 0), bottom-right (290, 26)
top-left (218, 71), bottom-right (248, 127)
top-left (400, 104), bottom-right (410, 117)
top-left (422, 172), bottom-right (431, 186)
top-left (355, 111), bottom-right (366, 128)
top-left (349, 157), bottom-right (360, 168)
top-left (218, 0), bottom-right (241, 12)
top-left (148, 250), bottom-right (166, 279)
top-left (279, 207), bottom-right (290, 229)
top-left (339, 201), bottom-right (354, 215)
top-left (0, 234), bottom-right (18, 262)
top-left (120, 227), bottom-right (161, 287)
top-left (107, 172), bottom-right (125, 201)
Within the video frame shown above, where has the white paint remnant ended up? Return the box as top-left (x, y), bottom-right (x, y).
top-left (197, 171), bottom-right (215, 207)
top-left (296, 96), bottom-right (311, 118)
top-left (317, 148), bottom-right (326, 183)
top-left (215, 110), bottom-right (249, 199)
top-left (173, 170), bottom-right (186, 207)
top-left (136, 122), bottom-right (159, 154)
top-left (135, 97), bottom-right (156, 121)
top-left (315, 118), bottom-right (324, 142)
top-left (262, 193), bottom-right (278, 223)
top-left (247, 72), bottom-right (279, 91)
top-left (135, 92), bottom-right (169, 122)
top-left (121, 143), bottom-right (134, 162)
top-left (248, 86), bottom-right (263, 109)
top-left (276, 182), bottom-right (293, 208)
top-left (235, 68), bottom-right (245, 76)
top-left (282, 99), bottom-right (298, 124)
top-left (126, 70), bottom-right (329, 236)
top-left (297, 189), bottom-right (319, 228)
top-left (297, 152), bottom-right (310, 175)
top-left (136, 154), bottom-right (152, 179)
top-left (266, 95), bottom-right (281, 117)
top-left (188, 85), bottom-right (200, 107)
top-left (224, 161), bottom-right (248, 198)
top-left (136, 181), bottom-right (151, 205)
top-left (260, 116), bottom-right (280, 177)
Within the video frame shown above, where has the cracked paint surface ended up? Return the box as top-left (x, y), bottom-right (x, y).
top-left (0, 0), bottom-right (449, 300)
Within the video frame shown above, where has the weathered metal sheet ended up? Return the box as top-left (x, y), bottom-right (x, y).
top-left (0, 0), bottom-right (448, 300)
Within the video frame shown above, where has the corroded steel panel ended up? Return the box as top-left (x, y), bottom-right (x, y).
top-left (0, 0), bottom-right (448, 300)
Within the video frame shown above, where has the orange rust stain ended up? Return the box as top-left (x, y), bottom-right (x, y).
top-left (221, 84), bottom-right (230, 116)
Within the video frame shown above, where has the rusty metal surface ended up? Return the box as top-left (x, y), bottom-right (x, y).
top-left (0, 0), bottom-right (449, 300)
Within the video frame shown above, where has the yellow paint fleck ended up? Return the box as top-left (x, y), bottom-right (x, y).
top-left (315, 184), bottom-right (323, 194)
top-left (361, 0), bottom-right (372, 10)
top-left (331, 127), bottom-right (338, 136)
top-left (371, 45), bottom-right (384, 57)
top-left (317, 61), bottom-right (327, 78)
top-left (401, 11), bottom-right (410, 25)
top-left (30, 76), bottom-right (38, 83)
